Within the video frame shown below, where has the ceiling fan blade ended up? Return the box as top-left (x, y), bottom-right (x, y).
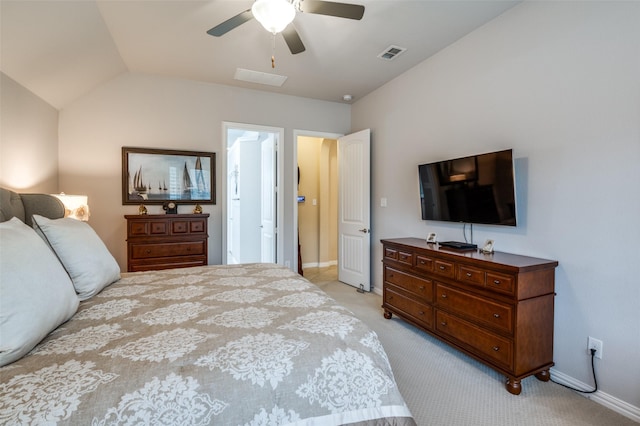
top-left (206, 9), bottom-right (253, 37)
top-left (282, 25), bottom-right (306, 54)
top-left (299, 0), bottom-right (365, 20)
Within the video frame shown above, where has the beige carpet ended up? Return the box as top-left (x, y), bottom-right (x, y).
top-left (306, 270), bottom-right (636, 426)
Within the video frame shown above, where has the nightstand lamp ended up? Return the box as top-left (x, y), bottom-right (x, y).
top-left (52, 193), bottom-right (90, 221)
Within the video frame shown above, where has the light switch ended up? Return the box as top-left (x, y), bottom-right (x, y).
top-left (312, 199), bottom-right (317, 206)
top-left (381, 197), bottom-right (387, 207)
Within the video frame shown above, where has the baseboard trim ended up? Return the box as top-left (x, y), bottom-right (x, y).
top-left (550, 368), bottom-right (640, 422)
top-left (302, 260), bottom-right (337, 269)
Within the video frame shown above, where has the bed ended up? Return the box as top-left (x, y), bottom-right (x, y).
top-left (0, 188), bottom-right (415, 425)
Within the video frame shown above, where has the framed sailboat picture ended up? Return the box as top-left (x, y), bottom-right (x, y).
top-left (122, 147), bottom-right (215, 205)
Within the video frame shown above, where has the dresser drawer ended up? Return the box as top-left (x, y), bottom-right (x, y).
top-left (436, 310), bottom-right (513, 369)
top-left (385, 267), bottom-right (433, 302)
top-left (189, 220), bottom-right (206, 233)
top-left (131, 241), bottom-right (205, 259)
top-left (384, 247), bottom-right (398, 261)
top-left (128, 220), bottom-right (170, 236)
top-left (385, 287), bottom-right (433, 329)
top-left (436, 283), bottom-right (513, 334)
top-left (433, 259), bottom-right (455, 279)
top-left (486, 272), bottom-right (515, 295)
top-left (397, 251), bottom-right (413, 266)
top-left (415, 255), bottom-right (433, 272)
top-left (172, 220), bottom-right (190, 234)
top-left (128, 259), bottom-right (206, 272)
top-left (457, 264), bottom-right (485, 287)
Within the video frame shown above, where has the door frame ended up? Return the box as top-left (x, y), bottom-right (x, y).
top-left (292, 129), bottom-right (344, 273)
top-left (222, 121), bottom-right (284, 265)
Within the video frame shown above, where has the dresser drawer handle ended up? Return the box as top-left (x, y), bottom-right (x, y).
top-left (493, 346), bottom-right (500, 352)
top-left (493, 280), bottom-right (501, 285)
top-left (440, 321), bottom-right (447, 326)
top-left (493, 313), bottom-right (501, 318)
top-left (439, 265), bottom-right (446, 270)
top-left (419, 286), bottom-right (425, 291)
top-left (466, 272), bottom-right (472, 277)
top-left (419, 311), bottom-right (424, 316)
top-left (441, 294), bottom-right (448, 299)
top-left (146, 249), bottom-right (151, 254)
top-left (419, 260), bottom-right (425, 264)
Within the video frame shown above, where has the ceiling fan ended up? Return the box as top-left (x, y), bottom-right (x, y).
top-left (206, 0), bottom-right (365, 55)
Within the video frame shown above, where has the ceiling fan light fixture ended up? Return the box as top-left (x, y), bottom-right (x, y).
top-left (252, 0), bottom-right (296, 34)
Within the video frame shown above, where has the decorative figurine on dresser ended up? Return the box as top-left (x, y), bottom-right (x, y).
top-left (381, 237), bottom-right (558, 395)
top-left (125, 213), bottom-right (209, 272)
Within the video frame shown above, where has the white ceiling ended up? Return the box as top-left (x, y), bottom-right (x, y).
top-left (1, 0), bottom-right (519, 109)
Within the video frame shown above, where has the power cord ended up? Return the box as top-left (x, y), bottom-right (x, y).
top-left (551, 348), bottom-right (598, 394)
top-left (463, 223), bottom-right (473, 244)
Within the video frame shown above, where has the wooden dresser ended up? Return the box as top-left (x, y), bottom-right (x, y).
top-left (381, 237), bottom-right (558, 395)
top-left (125, 214), bottom-right (209, 272)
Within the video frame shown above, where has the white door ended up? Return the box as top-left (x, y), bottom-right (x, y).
top-left (260, 136), bottom-right (276, 262)
top-left (338, 129), bottom-right (371, 291)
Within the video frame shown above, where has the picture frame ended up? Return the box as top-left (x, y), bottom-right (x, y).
top-left (481, 239), bottom-right (495, 253)
top-left (122, 147), bottom-right (215, 205)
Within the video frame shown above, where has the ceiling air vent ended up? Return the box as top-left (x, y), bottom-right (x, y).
top-left (377, 45), bottom-right (407, 61)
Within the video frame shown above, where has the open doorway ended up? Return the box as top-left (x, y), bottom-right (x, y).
top-left (294, 129), bottom-right (372, 290)
top-left (297, 136), bottom-right (338, 282)
top-left (222, 122), bottom-right (283, 265)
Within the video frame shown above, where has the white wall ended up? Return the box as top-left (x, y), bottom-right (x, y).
top-left (58, 72), bottom-right (351, 272)
top-left (353, 1), bottom-right (639, 415)
top-left (0, 73), bottom-right (59, 192)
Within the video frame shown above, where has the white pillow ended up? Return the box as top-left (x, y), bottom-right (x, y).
top-left (0, 217), bottom-right (79, 366)
top-left (32, 214), bottom-right (121, 300)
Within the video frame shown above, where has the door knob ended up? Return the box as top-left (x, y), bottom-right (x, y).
top-left (359, 228), bottom-right (370, 233)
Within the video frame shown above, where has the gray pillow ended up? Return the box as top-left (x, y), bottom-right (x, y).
top-left (0, 218), bottom-right (79, 366)
top-left (32, 214), bottom-right (121, 301)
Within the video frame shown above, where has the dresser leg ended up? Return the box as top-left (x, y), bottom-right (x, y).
top-left (383, 310), bottom-right (393, 319)
top-left (535, 369), bottom-right (551, 382)
top-left (505, 378), bottom-right (522, 395)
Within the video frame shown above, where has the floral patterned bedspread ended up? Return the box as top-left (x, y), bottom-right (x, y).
top-left (0, 263), bottom-right (415, 425)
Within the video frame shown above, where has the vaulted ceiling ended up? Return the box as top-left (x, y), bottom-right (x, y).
top-left (1, 0), bottom-right (519, 109)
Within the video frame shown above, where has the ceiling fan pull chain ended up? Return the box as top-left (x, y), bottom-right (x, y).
top-left (271, 33), bottom-right (276, 68)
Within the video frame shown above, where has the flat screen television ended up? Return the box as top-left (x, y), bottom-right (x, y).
top-left (418, 149), bottom-right (517, 226)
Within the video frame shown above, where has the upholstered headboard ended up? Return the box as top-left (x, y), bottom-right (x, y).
top-left (0, 188), bottom-right (65, 226)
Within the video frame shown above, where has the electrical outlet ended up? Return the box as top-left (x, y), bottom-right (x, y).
top-left (588, 336), bottom-right (603, 359)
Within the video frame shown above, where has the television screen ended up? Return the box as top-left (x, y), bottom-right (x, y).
top-left (419, 149), bottom-right (517, 226)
